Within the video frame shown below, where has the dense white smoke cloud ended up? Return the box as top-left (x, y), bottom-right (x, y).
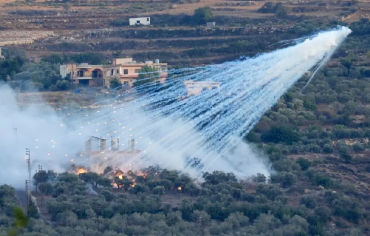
top-left (0, 26), bottom-right (351, 188)
top-left (0, 85), bottom-right (90, 188)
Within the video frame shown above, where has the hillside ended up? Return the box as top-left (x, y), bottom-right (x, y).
top-left (0, 0), bottom-right (365, 65)
top-left (1, 0), bottom-right (370, 235)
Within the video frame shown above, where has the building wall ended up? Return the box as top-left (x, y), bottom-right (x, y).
top-left (113, 58), bottom-right (133, 65)
top-left (119, 78), bottom-right (136, 87)
top-left (60, 65), bottom-right (68, 78)
top-left (129, 17), bottom-right (150, 26)
top-left (60, 63), bottom-right (76, 78)
top-left (62, 59), bottom-right (167, 88)
top-left (89, 80), bottom-right (96, 86)
top-left (206, 22), bottom-right (216, 27)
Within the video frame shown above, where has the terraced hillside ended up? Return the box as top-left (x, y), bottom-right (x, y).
top-left (0, 0), bottom-right (364, 65)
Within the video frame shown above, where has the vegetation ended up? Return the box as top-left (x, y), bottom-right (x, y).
top-left (109, 78), bottom-right (121, 89)
top-left (0, 162), bottom-right (367, 236)
top-left (2, 2), bottom-right (370, 235)
top-left (193, 6), bottom-right (213, 24)
top-left (258, 2), bottom-right (289, 18)
top-left (133, 65), bottom-right (160, 88)
top-left (41, 53), bottom-right (106, 65)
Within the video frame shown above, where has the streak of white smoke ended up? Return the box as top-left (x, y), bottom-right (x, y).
top-left (0, 26), bottom-right (351, 188)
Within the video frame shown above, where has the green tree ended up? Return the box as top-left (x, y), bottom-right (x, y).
top-left (203, 171), bottom-right (237, 185)
top-left (109, 78), bottom-right (121, 89)
top-left (274, 3), bottom-right (288, 18)
top-left (8, 207), bottom-right (29, 236)
top-left (340, 152), bottom-right (352, 163)
top-left (40, 182), bottom-right (53, 195)
top-left (33, 170), bottom-right (49, 192)
top-left (271, 172), bottom-right (297, 188)
top-left (133, 65), bottom-right (160, 88)
top-left (303, 99), bottom-right (316, 111)
top-left (323, 144), bottom-right (334, 153)
top-left (340, 58), bottom-right (354, 76)
top-left (300, 196), bottom-right (316, 209)
top-left (252, 173), bottom-right (267, 183)
top-left (297, 158), bottom-right (311, 171)
top-left (258, 2), bottom-right (275, 13)
top-left (193, 6), bottom-right (213, 24)
top-left (79, 172), bottom-right (100, 186)
top-left (153, 186), bottom-right (165, 195)
top-left (312, 173), bottom-right (332, 188)
top-left (353, 143), bottom-right (365, 152)
top-left (27, 198), bottom-right (39, 218)
top-left (261, 126), bottom-right (300, 144)
top-left (56, 80), bottom-right (70, 90)
top-left (97, 176), bottom-right (112, 187)
top-left (62, 2), bottom-right (71, 12)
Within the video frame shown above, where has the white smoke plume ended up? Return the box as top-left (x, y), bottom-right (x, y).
top-left (0, 26), bottom-right (351, 188)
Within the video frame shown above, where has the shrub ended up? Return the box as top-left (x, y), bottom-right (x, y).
top-left (300, 196), bottom-right (316, 209)
top-left (271, 172), bottom-right (297, 188)
top-left (261, 126), bottom-right (300, 144)
top-left (152, 186), bottom-right (165, 195)
top-left (352, 143), bottom-right (365, 152)
top-left (193, 6), bottom-right (213, 24)
top-left (322, 144), bottom-right (334, 153)
top-left (340, 152), bottom-right (352, 163)
top-left (256, 184), bottom-right (283, 201)
top-left (312, 173), bottom-right (332, 188)
top-left (296, 158), bottom-right (311, 171)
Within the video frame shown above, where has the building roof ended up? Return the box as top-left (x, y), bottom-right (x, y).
top-left (76, 64), bottom-right (103, 69)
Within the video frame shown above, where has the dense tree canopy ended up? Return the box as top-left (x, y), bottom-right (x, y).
top-left (193, 6), bottom-right (213, 24)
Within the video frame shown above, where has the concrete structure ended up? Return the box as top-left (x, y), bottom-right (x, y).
top-left (75, 63), bottom-right (105, 86)
top-left (60, 63), bottom-right (76, 78)
top-left (105, 58), bottom-right (167, 87)
top-left (60, 58), bottom-right (168, 88)
top-left (184, 80), bottom-right (221, 96)
top-left (206, 22), bottom-right (216, 28)
top-left (129, 17), bottom-right (150, 26)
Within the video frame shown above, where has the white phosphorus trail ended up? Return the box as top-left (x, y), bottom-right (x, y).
top-left (0, 26), bottom-right (351, 187)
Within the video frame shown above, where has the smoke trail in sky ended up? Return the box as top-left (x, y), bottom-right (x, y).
top-left (0, 26), bottom-right (351, 188)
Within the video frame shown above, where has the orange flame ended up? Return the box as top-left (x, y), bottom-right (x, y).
top-left (76, 167), bottom-right (87, 174)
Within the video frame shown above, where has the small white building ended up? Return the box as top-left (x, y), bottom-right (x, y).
top-left (129, 17), bottom-right (150, 26)
top-left (184, 80), bottom-right (221, 96)
top-left (206, 22), bottom-right (216, 28)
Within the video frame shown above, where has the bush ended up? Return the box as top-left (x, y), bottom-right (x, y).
top-left (271, 172), bottom-right (297, 188)
top-left (56, 80), bottom-right (70, 90)
top-left (314, 207), bottom-right (331, 223)
top-left (300, 196), bottom-right (316, 209)
top-left (352, 143), bottom-right (365, 152)
top-left (312, 173), bottom-right (332, 188)
top-left (261, 126), bottom-right (300, 144)
top-left (256, 184), bottom-right (283, 201)
top-left (322, 144), bottom-right (334, 153)
top-left (152, 186), bottom-right (165, 195)
top-left (252, 173), bottom-right (267, 183)
top-left (109, 78), bottom-right (121, 89)
top-left (40, 182), bottom-right (53, 195)
top-left (340, 152), bottom-right (352, 163)
top-left (128, 184), bottom-right (149, 194)
top-left (193, 6), bottom-right (213, 24)
top-left (296, 158), bottom-right (311, 171)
